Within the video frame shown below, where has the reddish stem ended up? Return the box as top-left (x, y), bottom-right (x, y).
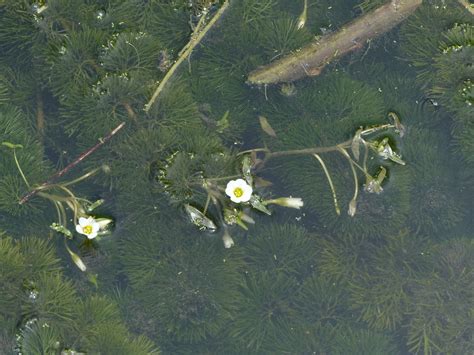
top-left (19, 122), bottom-right (126, 205)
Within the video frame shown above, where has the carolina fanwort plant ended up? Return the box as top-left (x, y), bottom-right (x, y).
top-left (180, 111), bottom-right (407, 247)
top-left (1, 123), bottom-right (123, 271)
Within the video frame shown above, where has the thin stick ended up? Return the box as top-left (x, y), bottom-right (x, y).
top-left (313, 154), bottom-right (340, 215)
top-left (19, 122), bottom-right (126, 204)
top-left (144, 1), bottom-right (230, 112)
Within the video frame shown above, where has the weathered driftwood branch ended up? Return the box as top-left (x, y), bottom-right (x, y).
top-left (247, 0), bottom-right (422, 85)
top-left (457, 0), bottom-right (474, 16)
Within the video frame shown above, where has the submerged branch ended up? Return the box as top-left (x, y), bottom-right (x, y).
top-left (144, 1), bottom-right (230, 112)
top-left (247, 0), bottom-right (422, 85)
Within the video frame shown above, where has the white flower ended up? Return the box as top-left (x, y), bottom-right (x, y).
top-left (75, 216), bottom-right (100, 239)
top-left (222, 230), bottom-right (235, 249)
top-left (264, 197), bottom-right (304, 209)
top-left (225, 178), bottom-right (253, 203)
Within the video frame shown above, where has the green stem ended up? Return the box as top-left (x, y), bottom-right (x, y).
top-left (203, 193), bottom-right (211, 215)
top-left (338, 147), bottom-right (359, 210)
top-left (313, 153), bottom-right (340, 215)
top-left (13, 149), bottom-right (30, 188)
top-left (266, 140), bottom-right (352, 159)
top-left (61, 168), bottom-right (100, 187)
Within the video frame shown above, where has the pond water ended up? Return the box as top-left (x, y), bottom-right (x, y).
top-left (0, 0), bottom-right (473, 354)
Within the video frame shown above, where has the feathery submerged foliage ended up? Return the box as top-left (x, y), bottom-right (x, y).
top-left (0, 0), bottom-right (472, 353)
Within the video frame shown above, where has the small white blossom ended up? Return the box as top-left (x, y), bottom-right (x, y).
top-left (75, 216), bottom-right (100, 239)
top-left (222, 230), bottom-right (235, 249)
top-left (225, 179), bottom-right (253, 203)
top-left (264, 197), bottom-right (304, 209)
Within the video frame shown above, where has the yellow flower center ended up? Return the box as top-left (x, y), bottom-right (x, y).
top-left (83, 225), bottom-right (93, 234)
top-left (233, 187), bottom-right (244, 198)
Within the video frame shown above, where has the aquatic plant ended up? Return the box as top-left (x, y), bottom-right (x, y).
top-left (262, 73), bottom-right (386, 138)
top-left (348, 231), bottom-right (433, 331)
top-left (332, 327), bottom-right (398, 354)
top-left (17, 321), bottom-right (62, 355)
top-left (67, 295), bottom-right (159, 354)
top-left (258, 14), bottom-right (312, 58)
top-left (0, 105), bottom-right (53, 235)
top-left (316, 233), bottom-right (372, 284)
top-left (0, 237), bottom-right (65, 342)
top-left (272, 116), bottom-right (410, 237)
top-left (229, 272), bottom-right (300, 352)
top-left (142, 3), bottom-right (191, 54)
top-left (402, 127), bottom-right (465, 235)
top-left (452, 118), bottom-right (474, 167)
top-left (293, 273), bottom-right (348, 326)
top-left (119, 221), bottom-right (242, 345)
top-left (430, 23), bottom-right (474, 124)
top-left (399, 2), bottom-right (471, 85)
top-left (405, 237), bottom-right (474, 354)
top-left (242, 223), bottom-right (317, 278)
top-left (265, 322), bottom-right (337, 354)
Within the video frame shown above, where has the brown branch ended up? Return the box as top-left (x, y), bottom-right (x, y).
top-left (19, 122), bottom-right (126, 205)
top-left (36, 91), bottom-right (45, 141)
top-left (247, 0), bottom-right (423, 85)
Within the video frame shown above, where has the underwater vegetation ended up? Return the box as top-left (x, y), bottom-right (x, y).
top-left (402, 127), bottom-right (466, 235)
top-left (119, 220), bottom-right (242, 347)
top-left (229, 271), bottom-right (300, 352)
top-left (242, 223), bottom-right (318, 278)
top-left (405, 237), bottom-right (474, 354)
top-left (0, 236), bottom-right (157, 354)
top-left (399, 1), bottom-right (474, 170)
top-left (0, 0), bottom-right (472, 353)
top-left (271, 116), bottom-right (410, 238)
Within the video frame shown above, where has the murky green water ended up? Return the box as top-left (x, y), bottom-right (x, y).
top-left (0, 0), bottom-right (473, 354)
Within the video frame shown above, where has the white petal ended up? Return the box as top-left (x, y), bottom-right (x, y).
top-left (75, 224), bottom-right (84, 235)
top-left (78, 217), bottom-right (88, 226)
top-left (87, 231), bottom-right (98, 240)
top-left (240, 185), bottom-right (253, 202)
top-left (229, 195), bottom-right (241, 203)
top-left (91, 222), bottom-right (100, 234)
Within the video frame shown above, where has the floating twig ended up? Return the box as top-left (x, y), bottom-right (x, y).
top-left (247, 0), bottom-right (422, 85)
top-left (144, 1), bottom-right (230, 112)
top-left (19, 122), bottom-right (126, 204)
top-left (457, 0), bottom-right (474, 15)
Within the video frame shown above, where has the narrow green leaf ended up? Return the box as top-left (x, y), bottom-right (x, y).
top-left (1, 141), bottom-right (23, 149)
top-left (259, 116), bottom-right (277, 137)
